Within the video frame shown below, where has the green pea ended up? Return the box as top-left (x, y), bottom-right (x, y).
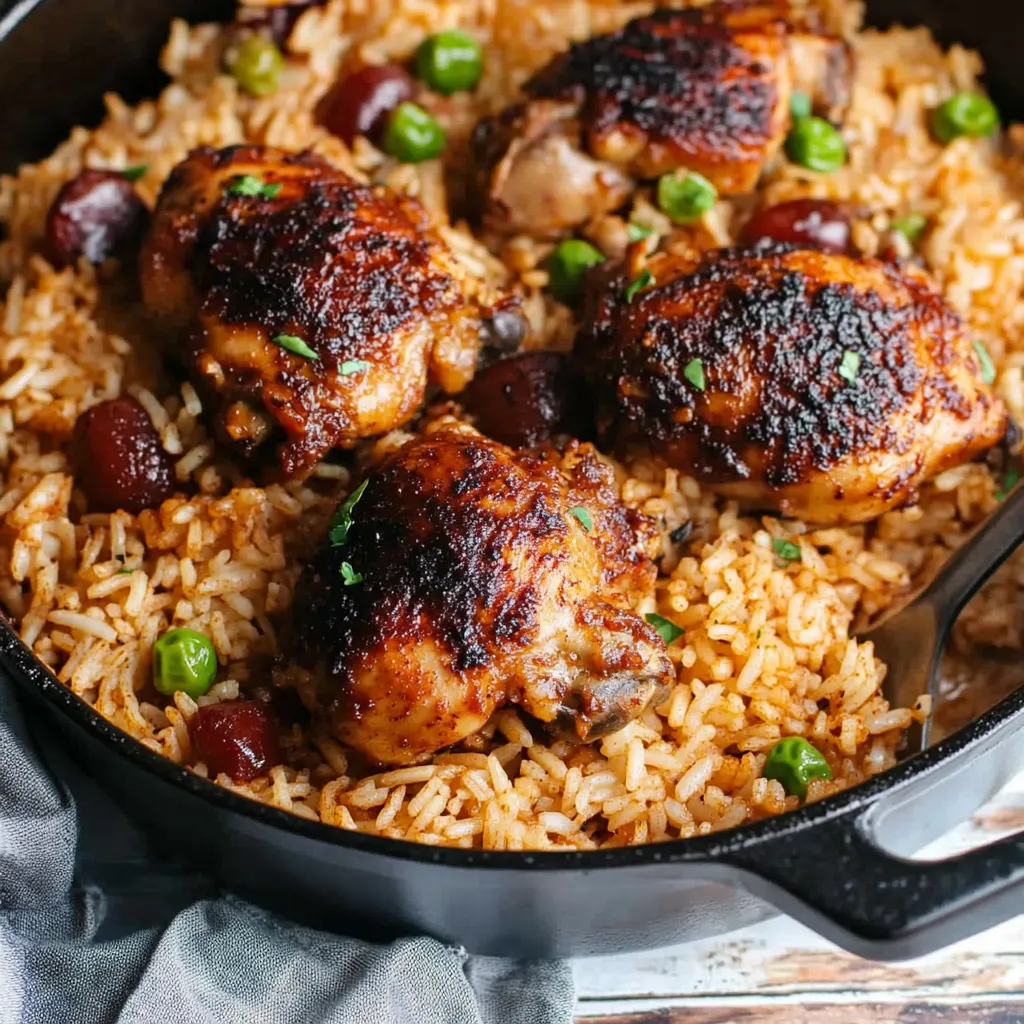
top-left (152, 628), bottom-right (218, 698)
top-left (657, 170), bottom-right (717, 224)
top-left (931, 92), bottom-right (1000, 144)
top-left (785, 116), bottom-right (847, 173)
top-left (763, 736), bottom-right (832, 798)
top-left (382, 102), bottom-right (446, 163)
top-left (545, 239), bottom-right (604, 304)
top-left (415, 30), bottom-right (483, 96)
top-left (229, 35), bottom-right (285, 97)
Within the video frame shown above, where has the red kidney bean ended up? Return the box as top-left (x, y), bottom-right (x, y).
top-left (190, 701), bottom-right (281, 782)
top-left (316, 64), bottom-right (416, 146)
top-left (43, 170), bottom-right (149, 269)
top-left (72, 397), bottom-right (175, 514)
top-left (460, 352), bottom-right (592, 448)
top-left (740, 198), bottom-right (851, 254)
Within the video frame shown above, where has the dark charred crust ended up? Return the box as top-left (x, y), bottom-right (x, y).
top-left (293, 434), bottom-right (569, 687)
top-left (524, 7), bottom-right (782, 166)
top-left (577, 245), bottom-right (997, 490)
top-left (195, 164), bottom-right (454, 359)
top-left (143, 145), bottom-right (480, 476)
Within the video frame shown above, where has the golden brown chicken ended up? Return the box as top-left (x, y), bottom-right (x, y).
top-left (575, 244), bottom-right (1007, 525)
top-left (471, 2), bottom-right (852, 237)
top-left (140, 145), bottom-right (493, 476)
top-left (289, 425), bottom-right (674, 765)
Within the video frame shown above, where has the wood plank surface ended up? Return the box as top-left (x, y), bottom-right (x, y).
top-left (581, 1001), bottom-right (1024, 1023)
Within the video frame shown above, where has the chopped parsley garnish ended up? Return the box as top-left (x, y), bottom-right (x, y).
top-left (683, 358), bottom-right (705, 391)
top-left (121, 165), bottom-right (148, 182)
top-left (773, 538), bottom-right (801, 563)
top-left (995, 464), bottom-right (1021, 502)
top-left (628, 222), bottom-right (655, 243)
top-left (271, 333), bottom-right (320, 360)
top-left (973, 339), bottom-right (996, 385)
top-left (329, 479), bottom-right (368, 547)
top-left (790, 90), bottom-right (812, 120)
top-left (625, 268), bottom-right (654, 302)
top-left (228, 174), bottom-right (282, 199)
top-left (568, 506), bottom-right (593, 531)
top-left (645, 612), bottom-right (684, 645)
top-left (891, 213), bottom-right (928, 246)
top-left (116, 567), bottom-right (135, 575)
top-left (340, 561), bottom-right (363, 586)
top-left (338, 359), bottom-right (371, 376)
top-left (838, 349), bottom-right (861, 384)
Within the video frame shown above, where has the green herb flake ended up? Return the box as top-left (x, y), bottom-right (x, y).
top-left (891, 213), bottom-right (928, 246)
top-left (568, 506), bottom-right (593, 531)
top-left (625, 268), bottom-right (654, 302)
top-left (627, 222), bottom-right (655, 243)
top-left (995, 464), bottom-right (1021, 502)
top-left (271, 333), bottom-right (320, 361)
top-left (121, 165), bottom-right (149, 182)
top-left (773, 537), bottom-right (801, 563)
top-left (790, 90), bottom-right (812, 120)
top-left (228, 174), bottom-right (282, 199)
top-left (340, 561), bottom-right (363, 586)
top-left (683, 357), bottom-right (705, 391)
top-left (338, 359), bottom-right (371, 376)
top-left (329, 479), bottom-right (368, 548)
top-left (645, 612), bottom-right (684, 645)
top-left (973, 339), bottom-right (996, 385)
top-left (838, 349), bottom-right (861, 384)
top-left (116, 567), bottom-right (136, 575)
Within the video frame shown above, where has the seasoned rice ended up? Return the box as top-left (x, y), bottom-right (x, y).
top-left (1, 0), bottom-right (1022, 850)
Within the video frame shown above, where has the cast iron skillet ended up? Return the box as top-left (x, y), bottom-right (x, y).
top-left (3, 0), bottom-right (1024, 961)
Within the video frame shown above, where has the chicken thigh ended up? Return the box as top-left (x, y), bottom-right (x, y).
top-left (141, 145), bottom-right (491, 476)
top-left (575, 244), bottom-right (1007, 525)
top-left (290, 426), bottom-right (674, 765)
top-left (471, 2), bottom-right (852, 237)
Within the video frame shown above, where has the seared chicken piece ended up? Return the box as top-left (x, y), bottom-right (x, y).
top-left (576, 245), bottom-right (1007, 525)
top-left (472, 2), bottom-right (852, 237)
top-left (290, 427), bottom-right (674, 765)
top-left (141, 145), bottom-right (490, 476)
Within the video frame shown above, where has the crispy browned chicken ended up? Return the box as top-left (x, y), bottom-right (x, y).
top-left (290, 426), bottom-right (674, 765)
top-left (141, 145), bottom-right (491, 476)
top-left (472, 2), bottom-right (852, 237)
top-left (575, 244), bottom-right (1007, 525)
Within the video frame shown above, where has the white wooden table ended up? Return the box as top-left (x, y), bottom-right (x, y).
top-left (574, 772), bottom-right (1024, 1022)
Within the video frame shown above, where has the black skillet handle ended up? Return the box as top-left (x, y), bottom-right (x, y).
top-left (722, 687), bottom-right (1024, 960)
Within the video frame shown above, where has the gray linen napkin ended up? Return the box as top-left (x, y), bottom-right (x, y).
top-left (0, 677), bottom-right (575, 1024)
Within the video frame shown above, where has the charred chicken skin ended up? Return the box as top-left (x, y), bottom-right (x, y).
top-left (290, 427), bottom-right (674, 765)
top-left (576, 244), bottom-right (1007, 525)
top-left (141, 145), bottom-right (489, 476)
top-left (472, 2), bottom-right (852, 237)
